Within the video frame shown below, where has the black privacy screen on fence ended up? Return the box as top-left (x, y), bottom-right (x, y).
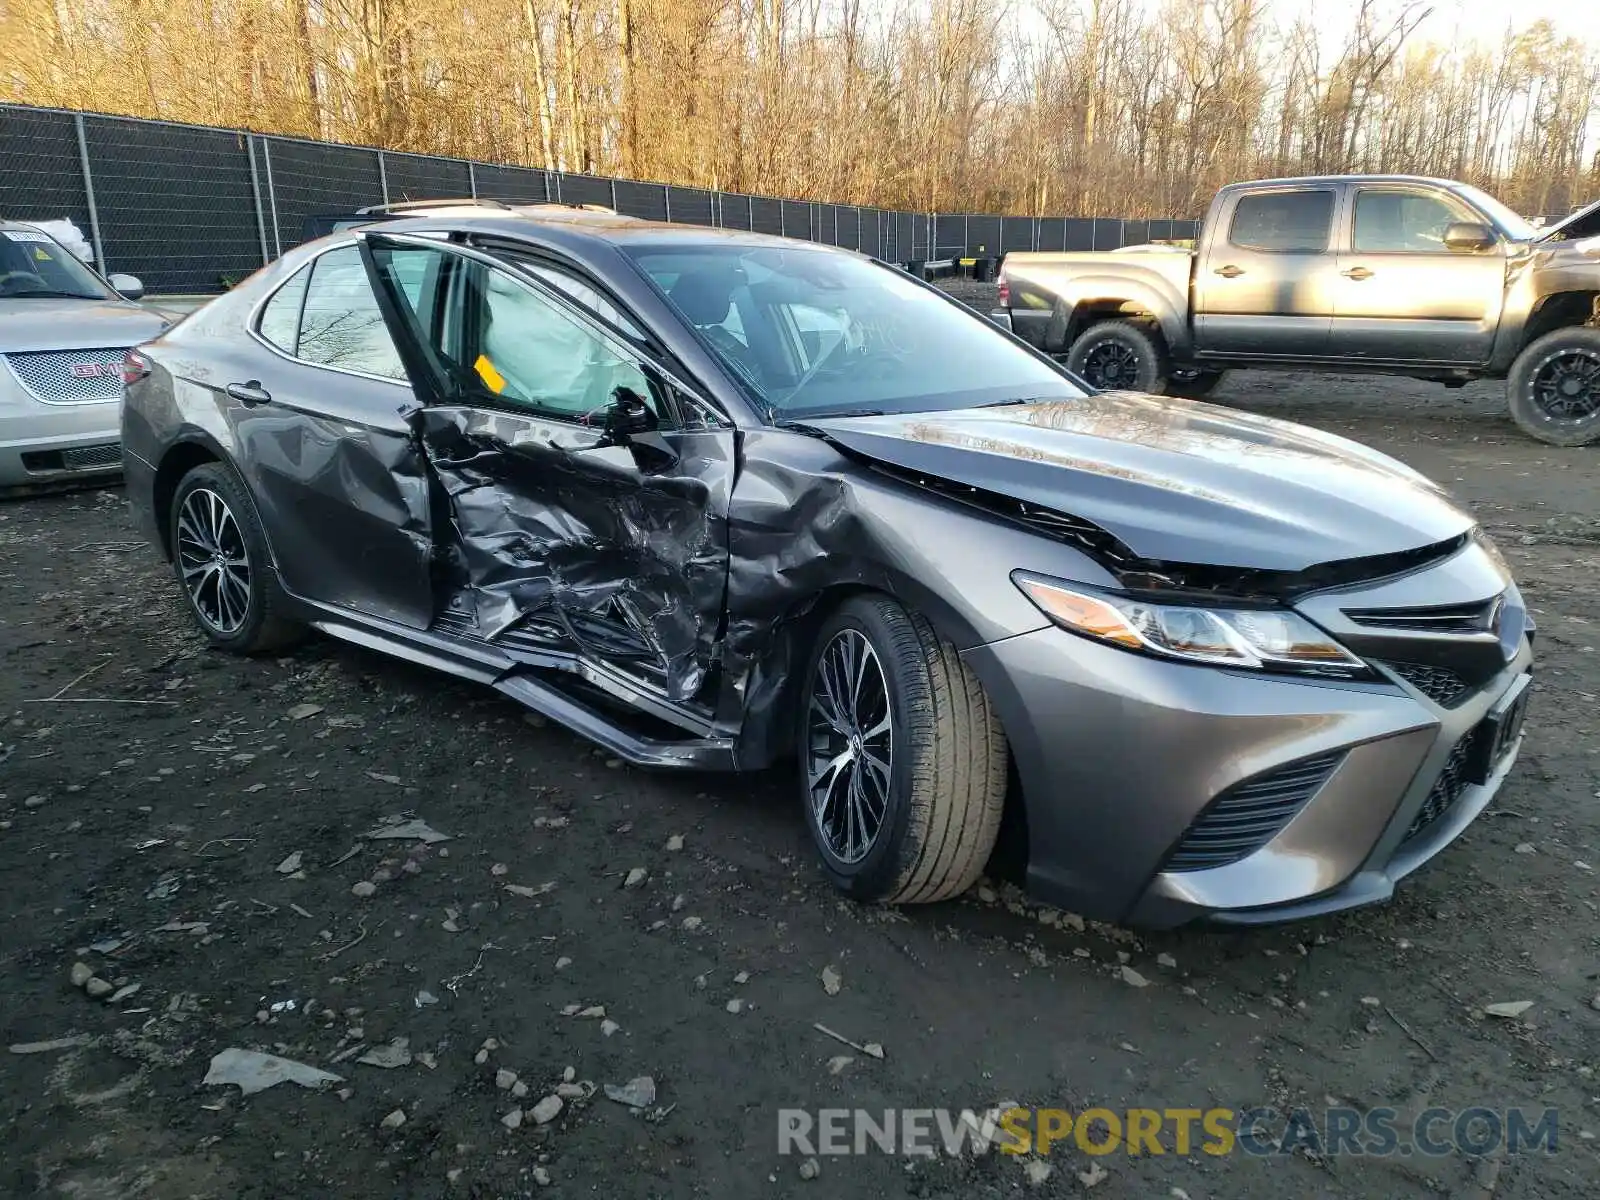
top-left (0, 102), bottom-right (1201, 292)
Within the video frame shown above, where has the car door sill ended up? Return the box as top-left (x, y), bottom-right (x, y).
top-left (495, 674), bottom-right (737, 771)
top-left (305, 604), bottom-right (733, 768)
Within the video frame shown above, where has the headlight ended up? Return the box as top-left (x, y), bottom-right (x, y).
top-left (1012, 572), bottom-right (1371, 677)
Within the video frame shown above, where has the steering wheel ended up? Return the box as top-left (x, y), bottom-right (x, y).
top-left (0, 271), bottom-right (49, 295)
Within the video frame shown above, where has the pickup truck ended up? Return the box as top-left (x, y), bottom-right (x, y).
top-left (993, 174), bottom-right (1600, 445)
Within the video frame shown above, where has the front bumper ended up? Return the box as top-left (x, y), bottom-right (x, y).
top-left (0, 397), bottom-right (122, 487)
top-left (962, 624), bottom-right (1533, 928)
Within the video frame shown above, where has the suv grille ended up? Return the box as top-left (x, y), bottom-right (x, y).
top-left (1384, 661), bottom-right (1471, 707)
top-left (1164, 751), bottom-right (1345, 872)
top-left (1404, 734), bottom-right (1476, 842)
top-left (3, 349), bottom-right (127, 404)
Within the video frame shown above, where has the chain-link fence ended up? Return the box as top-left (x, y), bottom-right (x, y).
top-left (0, 102), bottom-right (1201, 293)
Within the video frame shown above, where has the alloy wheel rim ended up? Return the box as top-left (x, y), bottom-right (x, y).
top-left (1532, 350), bottom-right (1600, 421)
top-left (806, 629), bottom-right (893, 865)
top-left (176, 488), bottom-right (251, 634)
top-left (1083, 340), bottom-right (1138, 388)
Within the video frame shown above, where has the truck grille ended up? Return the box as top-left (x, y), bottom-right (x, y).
top-left (1404, 734), bottom-right (1477, 842)
top-left (1384, 661), bottom-right (1471, 708)
top-left (1164, 750), bottom-right (1345, 872)
top-left (3, 349), bottom-right (127, 404)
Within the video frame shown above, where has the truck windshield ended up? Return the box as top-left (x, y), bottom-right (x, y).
top-left (623, 244), bottom-right (1084, 421)
top-left (0, 228), bottom-right (112, 300)
top-left (1452, 185), bottom-right (1540, 242)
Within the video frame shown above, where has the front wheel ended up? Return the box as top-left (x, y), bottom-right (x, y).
top-left (1167, 368), bottom-right (1227, 398)
top-left (169, 462), bottom-right (302, 653)
top-left (798, 595), bottom-right (1008, 904)
top-left (1506, 327), bottom-right (1600, 446)
top-left (1065, 320), bottom-right (1171, 393)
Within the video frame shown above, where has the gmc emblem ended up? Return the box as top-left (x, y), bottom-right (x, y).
top-left (69, 362), bottom-right (109, 379)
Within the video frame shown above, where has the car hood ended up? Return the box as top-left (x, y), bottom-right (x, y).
top-left (0, 299), bottom-right (173, 353)
top-left (808, 392), bottom-right (1475, 572)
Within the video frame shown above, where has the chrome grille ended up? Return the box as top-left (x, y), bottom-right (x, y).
top-left (61, 443), bottom-right (122, 470)
top-left (3, 348), bottom-right (127, 404)
top-left (1404, 735), bottom-right (1476, 842)
top-left (1344, 596), bottom-right (1499, 635)
top-left (1384, 661), bottom-right (1471, 708)
top-left (1165, 750), bottom-right (1345, 872)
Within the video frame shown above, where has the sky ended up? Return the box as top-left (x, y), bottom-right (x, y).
top-left (1279, 0), bottom-right (1600, 49)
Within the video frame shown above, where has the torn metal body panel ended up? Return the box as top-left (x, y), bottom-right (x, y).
top-left (123, 207), bottom-right (1534, 927)
top-left (418, 405), bottom-right (732, 704)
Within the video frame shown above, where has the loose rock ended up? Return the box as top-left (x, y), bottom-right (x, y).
top-left (495, 1068), bottom-right (519, 1090)
top-left (666, 834), bottom-right (684, 851)
top-left (276, 851), bottom-right (304, 874)
top-left (84, 977), bottom-right (114, 999)
top-left (821, 965), bottom-right (842, 996)
top-left (623, 867), bottom-right (647, 889)
top-left (799, 1156), bottom-right (821, 1180)
top-left (204, 1048), bottom-right (343, 1095)
top-left (501, 1108), bottom-right (524, 1130)
top-left (1119, 966), bottom-right (1150, 988)
top-left (1484, 1000), bottom-right (1535, 1019)
top-left (69, 962), bottom-right (93, 988)
top-left (380, 1108), bottom-right (407, 1131)
top-left (530, 1094), bottom-right (564, 1124)
top-left (351, 881), bottom-right (377, 898)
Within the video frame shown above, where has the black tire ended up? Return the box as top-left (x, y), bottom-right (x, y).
top-left (798, 594), bottom-right (1007, 904)
top-left (168, 462), bottom-right (302, 654)
top-left (1167, 368), bottom-right (1226, 398)
top-left (1506, 327), bottom-right (1600, 446)
top-left (1065, 320), bottom-right (1170, 393)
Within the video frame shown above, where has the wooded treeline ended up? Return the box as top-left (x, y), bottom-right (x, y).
top-left (3, 0), bottom-right (1597, 218)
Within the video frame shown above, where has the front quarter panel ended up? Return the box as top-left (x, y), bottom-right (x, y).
top-left (723, 428), bottom-right (1114, 764)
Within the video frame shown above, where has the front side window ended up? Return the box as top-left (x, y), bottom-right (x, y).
top-left (370, 244), bottom-right (659, 423)
top-left (624, 245), bottom-right (1082, 420)
top-left (1353, 190), bottom-right (1472, 253)
top-left (294, 246), bottom-right (407, 380)
top-left (475, 267), bottom-right (654, 419)
top-left (1229, 191), bottom-right (1336, 253)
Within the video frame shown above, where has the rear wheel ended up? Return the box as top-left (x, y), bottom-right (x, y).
top-left (799, 595), bottom-right (1007, 904)
top-left (1065, 320), bottom-right (1170, 393)
top-left (1507, 327), bottom-right (1600, 446)
top-left (169, 463), bottom-right (302, 654)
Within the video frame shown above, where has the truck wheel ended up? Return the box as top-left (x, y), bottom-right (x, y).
top-left (1168, 368), bottom-right (1227, 398)
top-left (1507, 328), bottom-right (1600, 446)
top-left (1066, 321), bottom-right (1170, 393)
top-left (798, 595), bottom-right (1008, 904)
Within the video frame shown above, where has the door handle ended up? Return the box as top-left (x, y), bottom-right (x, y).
top-left (1214, 265), bottom-right (1245, 278)
top-left (1341, 267), bottom-right (1374, 281)
top-left (225, 380), bottom-right (273, 406)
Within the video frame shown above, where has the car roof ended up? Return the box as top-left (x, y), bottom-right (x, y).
top-left (1218, 174), bottom-right (1469, 191)
top-left (357, 205), bottom-right (864, 256)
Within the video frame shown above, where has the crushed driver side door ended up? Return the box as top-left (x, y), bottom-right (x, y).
top-left (361, 232), bottom-right (736, 711)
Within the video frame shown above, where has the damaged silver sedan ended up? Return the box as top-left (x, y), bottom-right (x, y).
top-left (122, 205), bottom-right (1534, 926)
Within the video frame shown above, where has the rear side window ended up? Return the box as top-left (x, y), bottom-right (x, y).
top-left (294, 247), bottom-right (406, 380)
top-left (1230, 191), bottom-right (1336, 252)
top-left (258, 267), bottom-right (309, 352)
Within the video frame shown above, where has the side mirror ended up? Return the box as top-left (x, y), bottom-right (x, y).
top-left (600, 386), bottom-right (658, 443)
top-left (1443, 222), bottom-right (1495, 253)
top-left (108, 273), bottom-right (145, 300)
top-left (589, 386), bottom-right (677, 472)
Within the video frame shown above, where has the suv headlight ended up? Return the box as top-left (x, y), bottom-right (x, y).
top-left (1012, 572), bottom-right (1371, 677)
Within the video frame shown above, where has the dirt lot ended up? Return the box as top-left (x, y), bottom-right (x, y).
top-left (2, 291), bottom-right (1598, 1198)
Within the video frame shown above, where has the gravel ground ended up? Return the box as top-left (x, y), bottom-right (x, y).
top-left (2, 285), bottom-right (1597, 1198)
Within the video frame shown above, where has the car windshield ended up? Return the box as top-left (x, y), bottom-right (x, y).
top-left (0, 228), bottom-right (112, 299)
top-left (623, 244), bottom-right (1084, 421)
top-left (1451, 185), bottom-right (1540, 242)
